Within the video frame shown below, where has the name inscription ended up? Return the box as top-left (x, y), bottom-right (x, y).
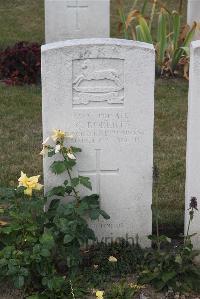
top-left (71, 112), bottom-right (144, 144)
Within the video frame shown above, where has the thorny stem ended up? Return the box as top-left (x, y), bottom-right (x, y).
top-left (61, 151), bottom-right (80, 204)
top-left (67, 167), bottom-right (80, 202)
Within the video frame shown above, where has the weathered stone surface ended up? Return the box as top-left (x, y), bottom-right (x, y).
top-left (187, 0), bottom-right (200, 40)
top-left (45, 0), bottom-right (110, 43)
top-left (185, 40), bottom-right (200, 249)
top-left (42, 38), bottom-right (155, 247)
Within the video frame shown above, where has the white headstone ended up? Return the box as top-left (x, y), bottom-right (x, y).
top-left (42, 39), bottom-right (155, 247)
top-left (185, 40), bottom-right (200, 249)
top-left (45, 0), bottom-right (110, 43)
top-left (187, 0), bottom-right (200, 40)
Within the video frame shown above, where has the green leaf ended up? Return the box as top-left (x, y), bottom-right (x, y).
top-left (71, 146), bottom-right (82, 153)
top-left (86, 228), bottom-right (96, 241)
top-left (89, 209), bottom-right (100, 220)
top-left (77, 201), bottom-right (89, 215)
top-left (175, 254), bottom-right (182, 265)
top-left (48, 149), bottom-right (55, 157)
top-left (65, 186), bottom-right (73, 195)
top-left (157, 9), bottom-right (167, 65)
top-left (46, 186), bottom-right (66, 197)
top-left (40, 248), bottom-right (50, 257)
top-left (71, 177), bottom-right (80, 187)
top-left (79, 176), bottom-right (92, 190)
top-left (64, 159), bottom-right (76, 170)
top-left (48, 198), bottom-right (60, 212)
top-left (39, 232), bottom-right (55, 249)
top-left (14, 275), bottom-right (24, 288)
top-left (50, 161), bottom-right (66, 174)
top-left (180, 46), bottom-right (190, 56)
top-left (172, 11), bottom-right (181, 51)
top-left (138, 15), bottom-right (153, 43)
top-left (64, 234), bottom-right (74, 244)
top-left (172, 22), bottom-right (197, 70)
top-left (64, 180), bottom-right (69, 186)
top-left (136, 25), bottom-right (143, 42)
top-left (162, 271), bottom-right (176, 283)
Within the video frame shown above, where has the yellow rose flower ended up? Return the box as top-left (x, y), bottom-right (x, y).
top-left (108, 256), bottom-right (117, 263)
top-left (51, 129), bottom-right (66, 142)
top-left (18, 171), bottom-right (43, 196)
top-left (96, 290), bottom-right (104, 299)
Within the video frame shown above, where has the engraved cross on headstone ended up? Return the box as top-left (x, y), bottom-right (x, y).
top-left (79, 149), bottom-right (119, 195)
top-left (67, 0), bottom-right (88, 30)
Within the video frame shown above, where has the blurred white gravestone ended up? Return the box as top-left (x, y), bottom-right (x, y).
top-left (42, 39), bottom-right (155, 247)
top-left (185, 40), bottom-right (200, 249)
top-left (187, 0), bottom-right (200, 40)
top-left (45, 0), bottom-right (110, 43)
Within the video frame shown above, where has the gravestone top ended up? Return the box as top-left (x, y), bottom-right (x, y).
top-left (42, 38), bottom-right (154, 51)
top-left (45, 0), bottom-right (110, 43)
top-left (42, 38), bottom-right (155, 247)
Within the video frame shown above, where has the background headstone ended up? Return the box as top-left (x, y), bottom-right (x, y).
top-left (42, 39), bottom-right (155, 247)
top-left (45, 0), bottom-right (110, 43)
top-left (185, 40), bottom-right (200, 249)
top-left (187, 0), bottom-right (200, 40)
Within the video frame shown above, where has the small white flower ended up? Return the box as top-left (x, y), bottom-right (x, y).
top-left (42, 137), bottom-right (50, 145)
top-left (108, 256), bottom-right (117, 263)
top-left (67, 152), bottom-right (76, 160)
top-left (40, 147), bottom-right (49, 156)
top-left (55, 144), bottom-right (61, 154)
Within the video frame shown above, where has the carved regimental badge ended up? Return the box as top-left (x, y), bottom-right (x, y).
top-left (72, 58), bottom-right (124, 106)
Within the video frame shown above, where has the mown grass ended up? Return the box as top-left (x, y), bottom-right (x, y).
top-left (0, 0), bottom-right (44, 48)
top-left (154, 79), bottom-right (188, 235)
top-left (0, 84), bottom-right (42, 186)
top-left (0, 0), bottom-right (189, 233)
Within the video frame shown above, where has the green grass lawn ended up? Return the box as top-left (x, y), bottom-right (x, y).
top-left (0, 0), bottom-right (189, 235)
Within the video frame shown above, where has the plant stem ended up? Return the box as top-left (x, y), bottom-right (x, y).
top-left (62, 152), bottom-right (80, 203)
top-left (67, 167), bottom-right (80, 203)
top-left (184, 212), bottom-right (192, 245)
top-left (70, 280), bottom-right (76, 299)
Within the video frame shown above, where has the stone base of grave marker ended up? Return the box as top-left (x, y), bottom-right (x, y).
top-left (42, 39), bottom-right (155, 247)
